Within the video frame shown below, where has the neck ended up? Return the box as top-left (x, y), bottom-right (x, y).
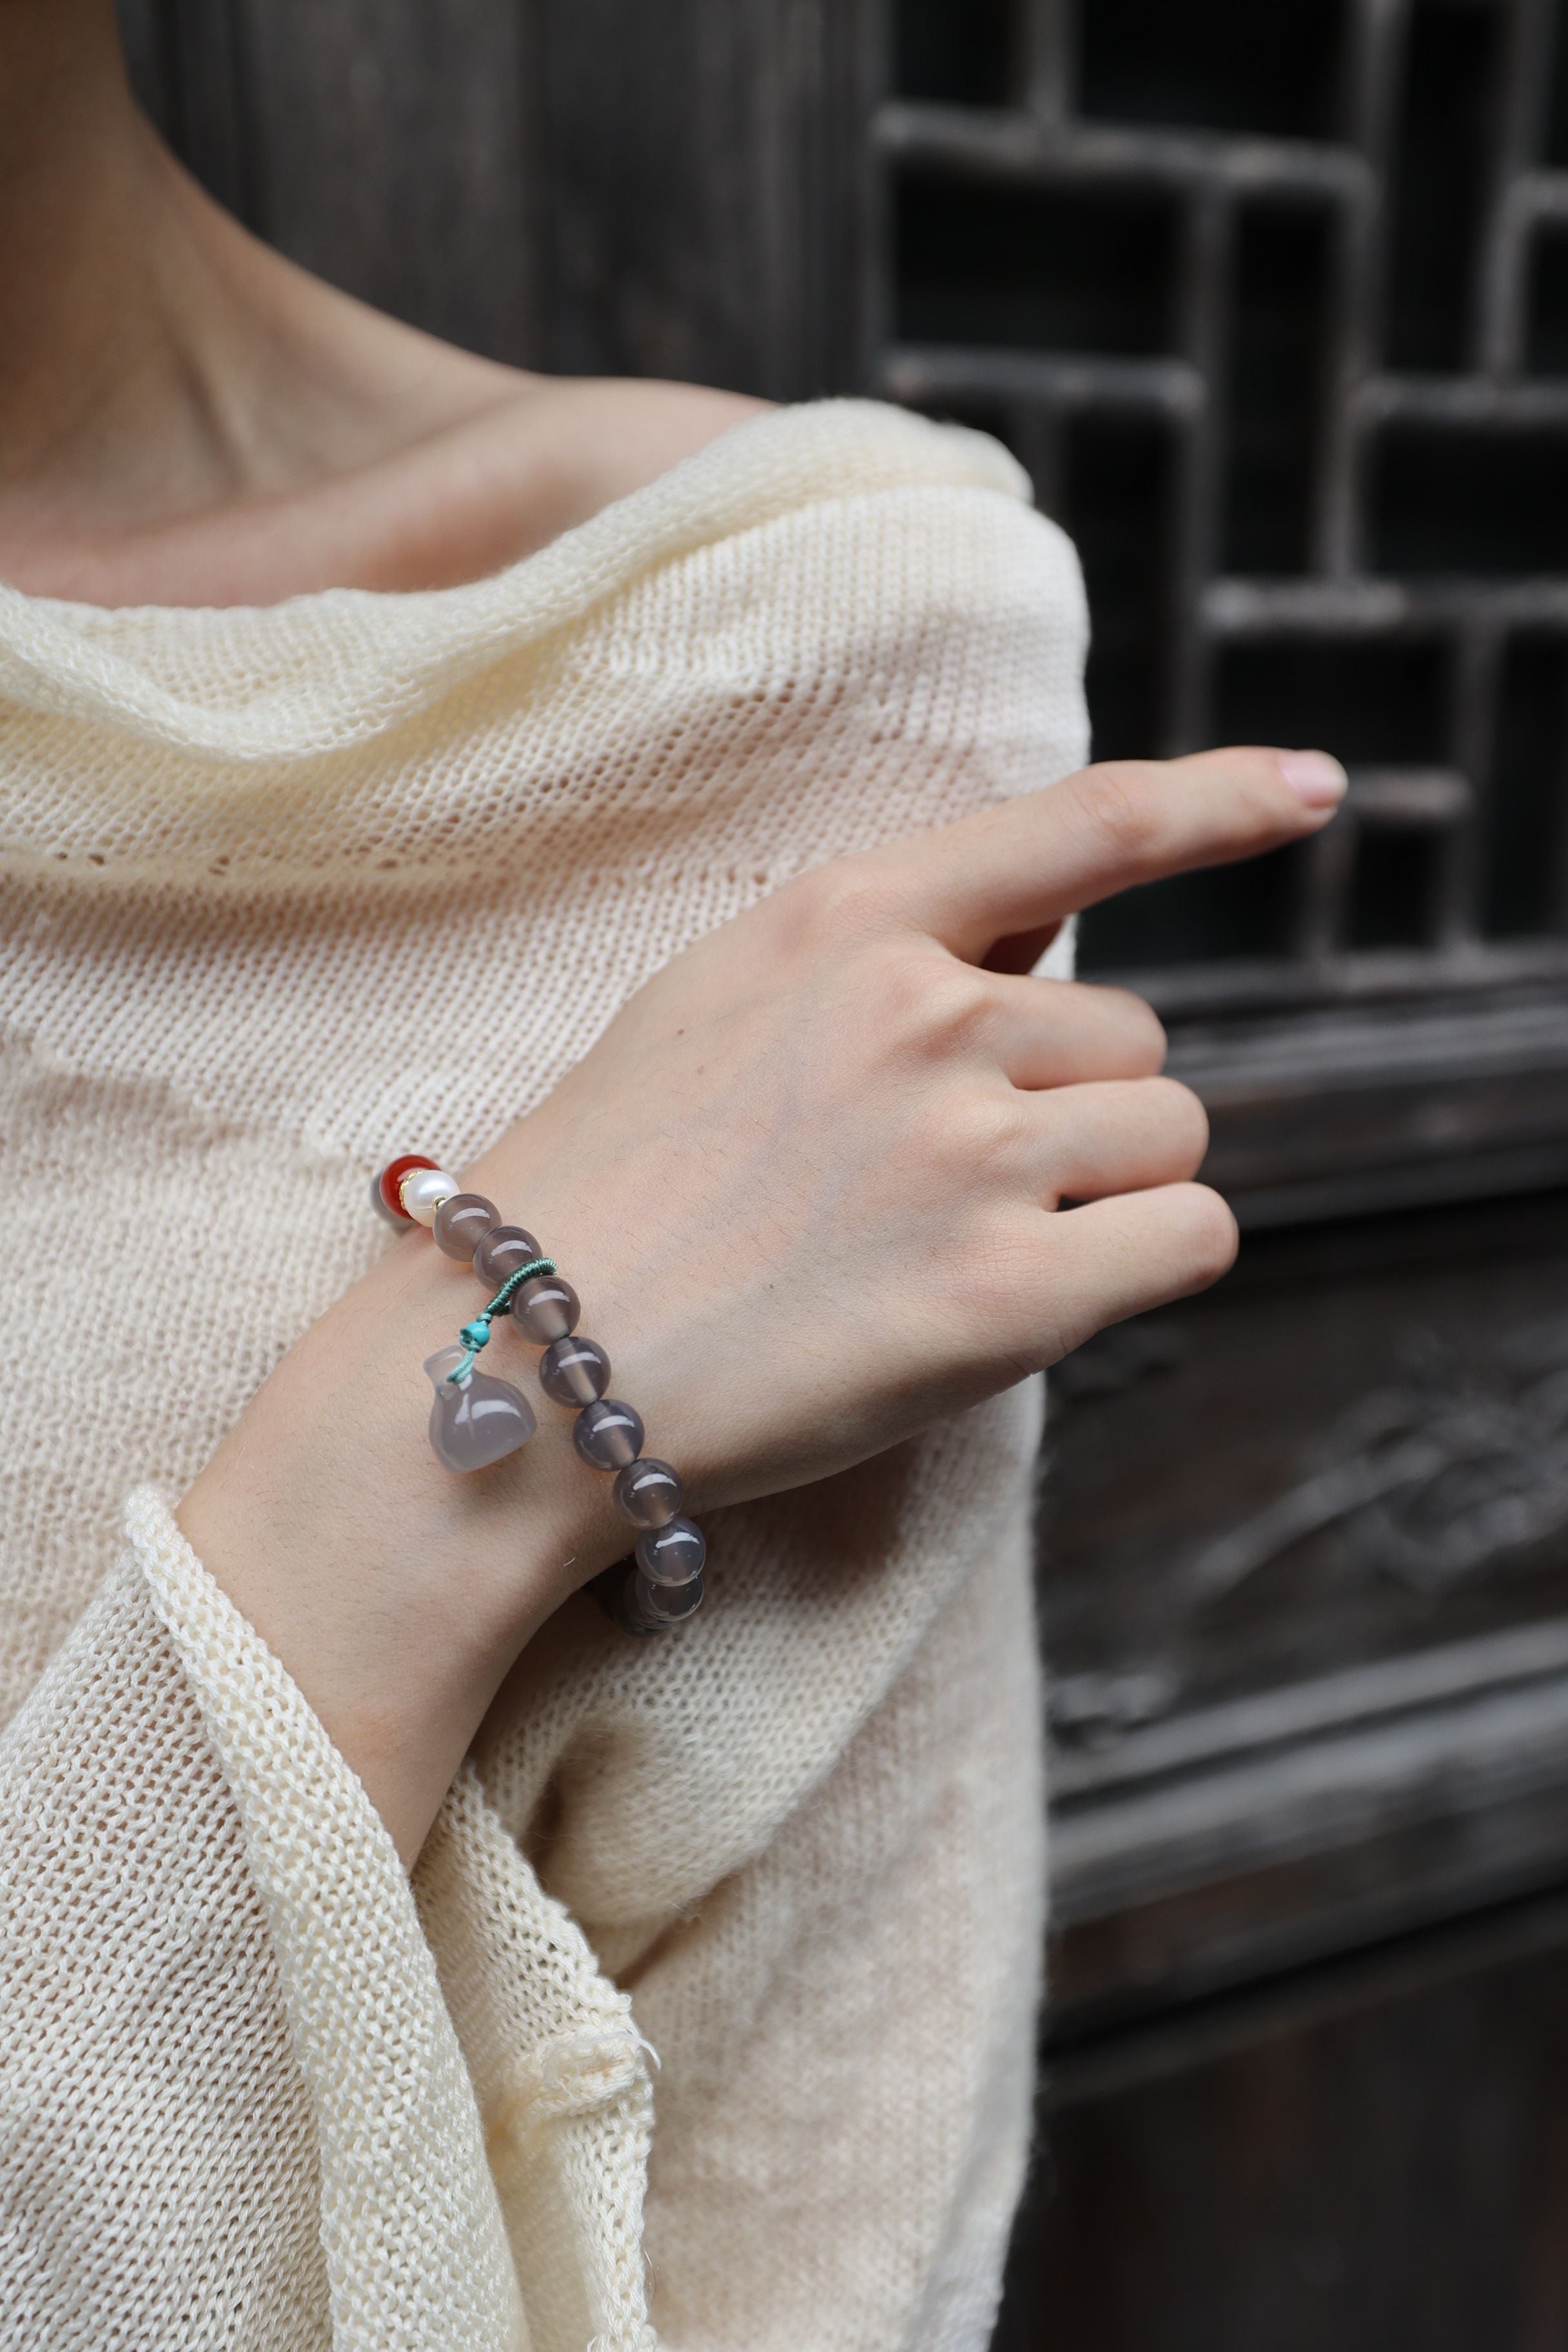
top-left (0, 2), bottom-right (525, 566)
top-left (0, 8), bottom-right (744, 609)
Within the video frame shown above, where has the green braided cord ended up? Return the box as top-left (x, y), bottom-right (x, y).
top-left (485, 1257), bottom-right (555, 1315)
top-left (444, 1257), bottom-right (557, 1384)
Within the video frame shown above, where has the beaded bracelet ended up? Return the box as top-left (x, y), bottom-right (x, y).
top-left (373, 1154), bottom-right (706, 1636)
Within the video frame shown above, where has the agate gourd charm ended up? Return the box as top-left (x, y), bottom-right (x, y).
top-left (422, 1346), bottom-right (537, 1473)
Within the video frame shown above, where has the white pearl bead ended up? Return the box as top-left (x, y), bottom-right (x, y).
top-left (400, 1166), bottom-right (460, 1226)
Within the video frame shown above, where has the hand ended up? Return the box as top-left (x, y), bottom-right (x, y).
top-left (181, 745), bottom-right (1345, 1857)
top-left (485, 745), bottom-right (1343, 1507)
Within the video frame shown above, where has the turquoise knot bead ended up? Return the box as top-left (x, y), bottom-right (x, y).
top-left (459, 1317), bottom-right (492, 1351)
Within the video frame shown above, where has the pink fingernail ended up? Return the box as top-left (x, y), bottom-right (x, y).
top-left (1277, 749), bottom-right (1348, 808)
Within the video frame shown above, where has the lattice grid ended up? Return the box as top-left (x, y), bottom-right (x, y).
top-left (878, 0), bottom-right (1568, 1006)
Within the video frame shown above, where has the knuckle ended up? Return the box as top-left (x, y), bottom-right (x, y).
top-left (869, 945), bottom-right (994, 1059)
top-left (927, 1086), bottom-right (1010, 1179)
top-left (1171, 1182), bottom-right (1239, 1288)
top-left (1074, 761), bottom-right (1163, 868)
top-left (961, 1213), bottom-right (1043, 1331)
top-left (1148, 1075), bottom-right (1210, 1169)
top-left (970, 1091), bottom-right (1034, 1178)
top-left (917, 963), bottom-right (996, 1056)
top-left (1097, 985), bottom-right (1168, 1073)
top-left (774, 857), bottom-right (894, 950)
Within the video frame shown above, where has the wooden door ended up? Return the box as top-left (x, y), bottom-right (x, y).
top-left (115, 3), bottom-right (1568, 2342)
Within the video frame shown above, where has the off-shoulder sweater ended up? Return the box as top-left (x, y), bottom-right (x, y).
top-left (0, 399), bottom-right (1087, 2352)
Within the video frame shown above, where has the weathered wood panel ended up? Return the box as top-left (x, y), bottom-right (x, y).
top-left (118, 0), bottom-right (876, 391)
top-left (997, 1886), bottom-right (1568, 2352)
top-left (1167, 978), bottom-right (1568, 1229)
top-left (119, 0), bottom-right (536, 359)
top-left (232, 0), bottom-right (536, 362)
top-left (529, 0), bottom-right (874, 395)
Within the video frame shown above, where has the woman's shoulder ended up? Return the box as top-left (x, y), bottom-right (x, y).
top-left (374, 378), bottom-right (1044, 593)
top-left (0, 391), bottom-right (1074, 772)
top-left (0, 356), bottom-right (767, 612)
top-left (0, 356), bottom-right (1032, 614)
top-left (381, 373), bottom-right (774, 592)
top-left (484, 375), bottom-right (773, 522)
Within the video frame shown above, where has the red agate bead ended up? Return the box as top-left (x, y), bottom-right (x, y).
top-left (373, 1152), bottom-right (440, 1226)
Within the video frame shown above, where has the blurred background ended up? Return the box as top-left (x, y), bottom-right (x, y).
top-left (117, 1), bottom-right (1568, 2343)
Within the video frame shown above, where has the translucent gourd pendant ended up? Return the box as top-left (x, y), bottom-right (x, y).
top-left (423, 1347), bottom-right (536, 1473)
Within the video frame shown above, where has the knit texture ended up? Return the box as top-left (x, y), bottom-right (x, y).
top-left (0, 399), bottom-right (1088, 2350)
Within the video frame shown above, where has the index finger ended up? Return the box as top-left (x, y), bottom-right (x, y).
top-left (885, 747), bottom-right (1346, 961)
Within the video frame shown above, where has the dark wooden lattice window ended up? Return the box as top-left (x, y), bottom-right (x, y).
top-left (878, 0), bottom-right (1568, 1228)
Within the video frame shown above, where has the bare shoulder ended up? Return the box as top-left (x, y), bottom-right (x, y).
top-left (505, 375), bottom-right (772, 488)
top-left (313, 369), bottom-right (774, 595)
top-left (0, 251), bottom-right (770, 605)
top-left (233, 210), bottom-right (774, 578)
top-left (0, 146), bottom-right (774, 607)
top-left (440, 373), bottom-right (774, 563)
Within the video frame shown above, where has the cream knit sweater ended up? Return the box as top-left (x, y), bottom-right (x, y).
top-left (0, 400), bottom-right (1087, 2352)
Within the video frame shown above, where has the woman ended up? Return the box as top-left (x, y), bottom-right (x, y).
top-left (0, 6), bottom-right (1347, 2347)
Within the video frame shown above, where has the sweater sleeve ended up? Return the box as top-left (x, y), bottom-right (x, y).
top-left (0, 1549), bottom-right (331, 2350)
top-left (0, 1496), bottom-right (570, 2352)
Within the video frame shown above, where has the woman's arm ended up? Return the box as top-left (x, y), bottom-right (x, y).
top-left (179, 743), bottom-right (1346, 1862)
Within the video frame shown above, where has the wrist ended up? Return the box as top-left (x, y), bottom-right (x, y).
top-left (177, 1210), bottom-right (625, 1861)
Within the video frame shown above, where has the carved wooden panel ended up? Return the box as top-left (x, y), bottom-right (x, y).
top-left (1044, 1188), bottom-right (1568, 2028)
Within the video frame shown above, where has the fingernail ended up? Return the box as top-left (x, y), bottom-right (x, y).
top-left (1277, 749), bottom-right (1348, 808)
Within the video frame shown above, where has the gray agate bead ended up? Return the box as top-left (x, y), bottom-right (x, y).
top-left (473, 1224), bottom-right (544, 1292)
top-left (539, 1335), bottom-right (611, 1406)
top-left (514, 1274), bottom-right (580, 1343)
top-left (613, 1458), bottom-right (684, 1529)
top-left (629, 1567), bottom-right (705, 1627)
top-left (369, 1169), bottom-right (406, 1229)
top-left (573, 1397), bottom-right (645, 1471)
top-left (433, 1191), bottom-right (498, 1262)
top-left (634, 1516), bottom-right (705, 1586)
top-left (423, 1348), bottom-right (536, 1471)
